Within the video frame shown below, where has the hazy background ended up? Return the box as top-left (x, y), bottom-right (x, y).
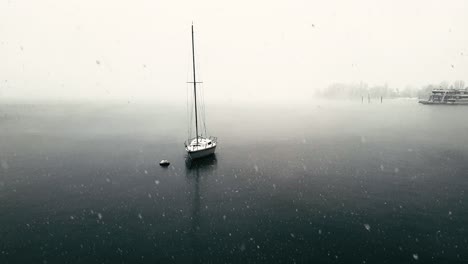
top-left (1, 0), bottom-right (467, 103)
top-left (2, 2), bottom-right (468, 262)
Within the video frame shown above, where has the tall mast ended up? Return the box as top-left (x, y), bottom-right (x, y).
top-left (191, 24), bottom-right (199, 145)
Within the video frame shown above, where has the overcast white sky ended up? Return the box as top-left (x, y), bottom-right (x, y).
top-left (1, 0), bottom-right (467, 102)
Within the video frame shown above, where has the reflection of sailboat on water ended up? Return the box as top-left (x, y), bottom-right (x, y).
top-left (185, 155), bottom-right (217, 263)
top-left (184, 24), bottom-right (217, 160)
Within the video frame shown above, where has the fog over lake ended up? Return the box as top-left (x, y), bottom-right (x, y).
top-left (1, 100), bottom-right (467, 263)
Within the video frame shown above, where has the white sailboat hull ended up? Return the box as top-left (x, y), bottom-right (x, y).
top-left (187, 145), bottom-right (216, 159)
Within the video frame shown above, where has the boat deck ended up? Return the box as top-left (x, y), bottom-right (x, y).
top-left (185, 137), bottom-right (217, 152)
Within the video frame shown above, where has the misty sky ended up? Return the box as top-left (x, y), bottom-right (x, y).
top-left (1, 0), bottom-right (467, 102)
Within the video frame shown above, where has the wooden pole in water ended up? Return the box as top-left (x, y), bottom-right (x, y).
top-left (381, 96), bottom-right (383, 103)
top-left (361, 96), bottom-right (364, 104)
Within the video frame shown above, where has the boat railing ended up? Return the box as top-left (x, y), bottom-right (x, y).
top-left (441, 91), bottom-right (448, 102)
top-left (184, 136), bottom-right (218, 148)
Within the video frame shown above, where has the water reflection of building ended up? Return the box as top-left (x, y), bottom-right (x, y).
top-left (185, 155), bottom-right (217, 264)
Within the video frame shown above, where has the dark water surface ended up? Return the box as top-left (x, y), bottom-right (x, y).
top-left (1, 99), bottom-right (467, 263)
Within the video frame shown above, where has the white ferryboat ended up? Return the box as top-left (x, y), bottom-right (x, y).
top-left (419, 89), bottom-right (468, 105)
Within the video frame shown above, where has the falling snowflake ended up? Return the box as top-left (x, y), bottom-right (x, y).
top-left (239, 243), bottom-right (246, 251)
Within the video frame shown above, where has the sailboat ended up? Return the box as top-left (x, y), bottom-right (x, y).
top-left (184, 24), bottom-right (217, 159)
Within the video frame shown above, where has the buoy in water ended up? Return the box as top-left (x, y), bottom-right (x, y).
top-left (159, 160), bottom-right (170, 166)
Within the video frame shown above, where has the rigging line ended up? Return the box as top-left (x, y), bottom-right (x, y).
top-left (201, 83), bottom-right (208, 136)
top-left (188, 85), bottom-right (193, 141)
top-left (198, 82), bottom-right (204, 137)
top-left (194, 43), bottom-right (207, 137)
top-left (191, 24), bottom-right (200, 144)
top-left (186, 82), bottom-right (188, 140)
top-left (187, 83), bottom-right (192, 141)
top-left (201, 97), bottom-right (205, 137)
top-left (192, 30), bottom-right (208, 138)
top-left (190, 84), bottom-right (194, 139)
top-left (187, 74), bottom-right (194, 140)
top-left (194, 51), bottom-right (207, 137)
top-left (199, 84), bottom-right (205, 137)
top-left (202, 82), bottom-right (207, 130)
top-left (186, 39), bottom-right (194, 142)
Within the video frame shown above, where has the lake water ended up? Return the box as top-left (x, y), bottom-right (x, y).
top-left (0, 99), bottom-right (467, 263)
